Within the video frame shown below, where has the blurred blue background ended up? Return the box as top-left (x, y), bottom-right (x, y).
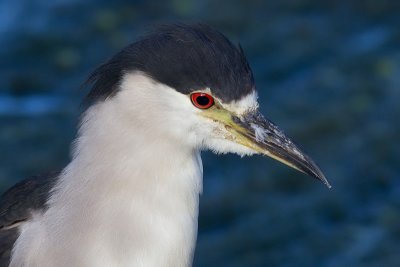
top-left (1, 0), bottom-right (399, 266)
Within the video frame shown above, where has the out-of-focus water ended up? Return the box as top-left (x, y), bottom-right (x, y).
top-left (1, 1), bottom-right (399, 266)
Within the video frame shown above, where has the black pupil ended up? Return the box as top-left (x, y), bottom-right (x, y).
top-left (196, 96), bottom-right (210, 106)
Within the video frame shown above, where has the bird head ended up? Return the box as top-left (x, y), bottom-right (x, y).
top-left (85, 24), bottom-right (330, 187)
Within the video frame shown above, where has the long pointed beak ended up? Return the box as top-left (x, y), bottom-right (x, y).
top-left (202, 106), bottom-right (331, 188)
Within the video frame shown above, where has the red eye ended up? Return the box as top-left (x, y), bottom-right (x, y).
top-left (190, 92), bottom-right (214, 109)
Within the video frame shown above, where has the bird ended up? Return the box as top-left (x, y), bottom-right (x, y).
top-left (0, 24), bottom-right (330, 267)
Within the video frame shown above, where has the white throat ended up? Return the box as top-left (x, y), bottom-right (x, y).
top-left (11, 73), bottom-right (203, 267)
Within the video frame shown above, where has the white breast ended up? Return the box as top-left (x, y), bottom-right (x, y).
top-left (10, 73), bottom-right (204, 267)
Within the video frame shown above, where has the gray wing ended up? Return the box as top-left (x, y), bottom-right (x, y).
top-left (0, 172), bottom-right (59, 266)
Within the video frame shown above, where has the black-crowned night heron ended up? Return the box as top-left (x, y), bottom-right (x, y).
top-left (0, 24), bottom-right (330, 267)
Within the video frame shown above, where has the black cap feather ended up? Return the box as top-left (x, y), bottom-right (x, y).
top-left (86, 24), bottom-right (255, 104)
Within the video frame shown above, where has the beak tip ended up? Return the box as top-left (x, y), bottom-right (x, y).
top-left (319, 175), bottom-right (332, 189)
top-left (311, 168), bottom-right (332, 189)
top-left (301, 156), bottom-right (331, 189)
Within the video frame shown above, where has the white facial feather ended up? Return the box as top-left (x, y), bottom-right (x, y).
top-left (222, 90), bottom-right (259, 115)
top-left (199, 89), bottom-right (259, 156)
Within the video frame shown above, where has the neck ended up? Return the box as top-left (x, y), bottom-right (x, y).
top-left (13, 98), bottom-right (203, 267)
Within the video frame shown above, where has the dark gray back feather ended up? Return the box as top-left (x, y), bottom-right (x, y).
top-left (0, 172), bottom-right (59, 266)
